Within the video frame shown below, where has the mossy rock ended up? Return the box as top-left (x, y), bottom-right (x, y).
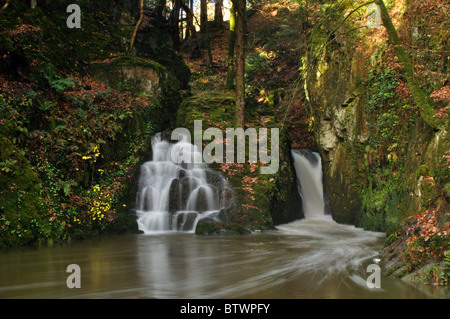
top-left (106, 206), bottom-right (141, 235)
top-left (389, 264), bottom-right (410, 279)
top-left (402, 262), bottom-right (447, 285)
top-left (89, 55), bottom-right (183, 132)
top-left (195, 218), bottom-right (222, 235)
top-left (0, 135), bottom-right (46, 247)
top-left (89, 56), bottom-right (167, 96)
top-left (133, 17), bottom-right (191, 90)
top-left (195, 217), bottom-right (251, 236)
top-left (177, 91), bottom-right (236, 130)
top-left (269, 127), bottom-right (304, 225)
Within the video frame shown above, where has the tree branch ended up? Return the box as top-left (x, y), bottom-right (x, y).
top-left (0, 0), bottom-right (12, 15)
top-left (129, 0), bottom-right (144, 54)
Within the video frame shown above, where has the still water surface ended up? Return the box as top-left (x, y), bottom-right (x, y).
top-left (0, 218), bottom-right (448, 299)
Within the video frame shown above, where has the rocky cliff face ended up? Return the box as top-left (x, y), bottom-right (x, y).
top-left (304, 36), bottom-right (369, 225)
top-left (302, 0), bottom-right (449, 283)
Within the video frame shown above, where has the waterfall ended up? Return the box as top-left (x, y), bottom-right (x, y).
top-left (135, 133), bottom-right (234, 234)
top-left (291, 150), bottom-right (329, 219)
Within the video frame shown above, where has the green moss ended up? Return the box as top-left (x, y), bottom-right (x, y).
top-left (195, 218), bottom-right (222, 235)
top-left (444, 183), bottom-right (450, 199)
top-left (112, 55), bottom-right (168, 74)
top-left (195, 217), bottom-right (251, 236)
top-left (376, 0), bottom-right (442, 130)
top-left (0, 135), bottom-right (47, 247)
top-left (177, 91), bottom-right (236, 129)
top-left (402, 262), bottom-right (447, 285)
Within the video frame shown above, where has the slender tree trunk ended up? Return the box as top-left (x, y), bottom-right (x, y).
top-left (181, 0), bottom-right (196, 40)
top-left (375, 0), bottom-right (440, 130)
top-left (234, 0), bottom-right (246, 127)
top-left (129, 0), bottom-right (144, 54)
top-left (214, 0), bottom-right (223, 24)
top-left (205, 23), bottom-right (214, 70)
top-left (170, 0), bottom-right (181, 49)
top-left (200, 0), bottom-right (207, 33)
top-left (225, 3), bottom-right (236, 89)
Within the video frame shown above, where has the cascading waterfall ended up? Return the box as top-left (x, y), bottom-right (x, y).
top-left (281, 150), bottom-right (386, 288)
top-left (291, 149), bottom-right (329, 219)
top-left (135, 133), bottom-right (234, 234)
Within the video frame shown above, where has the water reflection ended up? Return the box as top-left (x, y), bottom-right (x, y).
top-left (0, 218), bottom-right (448, 299)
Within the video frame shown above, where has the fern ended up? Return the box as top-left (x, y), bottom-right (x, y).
top-left (445, 250), bottom-right (450, 275)
top-left (37, 100), bottom-right (57, 111)
top-left (43, 63), bottom-right (77, 92)
top-left (48, 77), bottom-right (77, 92)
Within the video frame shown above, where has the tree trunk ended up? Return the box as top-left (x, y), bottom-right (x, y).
top-left (170, 0), bottom-right (181, 49)
top-left (375, 0), bottom-right (440, 130)
top-left (129, 0), bottom-right (144, 54)
top-left (200, 0), bottom-right (207, 33)
top-left (156, 0), bottom-right (166, 20)
top-left (205, 13), bottom-right (214, 70)
top-left (181, 0), bottom-right (196, 40)
top-left (225, 3), bottom-right (236, 89)
top-left (234, 0), bottom-right (246, 128)
top-left (214, 0), bottom-right (223, 24)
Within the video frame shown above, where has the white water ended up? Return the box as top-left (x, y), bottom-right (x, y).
top-left (291, 149), bottom-right (328, 219)
top-left (135, 133), bottom-right (231, 234)
top-left (287, 149), bottom-right (387, 290)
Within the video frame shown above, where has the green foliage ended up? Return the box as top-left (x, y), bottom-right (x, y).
top-left (365, 68), bottom-right (403, 147)
top-left (246, 51), bottom-right (271, 78)
top-left (38, 63), bottom-right (78, 92)
top-left (444, 250), bottom-right (450, 277)
top-left (0, 0), bottom-right (192, 247)
top-left (359, 167), bottom-right (403, 233)
top-left (37, 100), bottom-right (57, 111)
top-left (385, 231), bottom-right (399, 245)
top-left (0, 73), bottom-right (161, 246)
top-left (434, 155), bottom-right (450, 185)
top-left (48, 77), bottom-right (77, 92)
top-left (0, 136), bottom-right (48, 247)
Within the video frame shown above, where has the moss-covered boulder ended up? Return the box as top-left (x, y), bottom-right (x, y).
top-left (195, 216), bottom-right (251, 236)
top-left (133, 17), bottom-right (191, 90)
top-left (0, 133), bottom-right (46, 247)
top-left (89, 60), bottom-right (164, 96)
top-left (176, 89), bottom-right (303, 234)
top-left (88, 55), bottom-right (186, 132)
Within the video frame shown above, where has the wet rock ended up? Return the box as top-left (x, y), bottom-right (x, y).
top-left (194, 187), bottom-right (210, 212)
top-left (175, 212), bottom-right (198, 231)
top-left (168, 178), bottom-right (181, 213)
top-left (195, 217), bottom-right (251, 236)
top-left (205, 169), bottom-right (226, 186)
